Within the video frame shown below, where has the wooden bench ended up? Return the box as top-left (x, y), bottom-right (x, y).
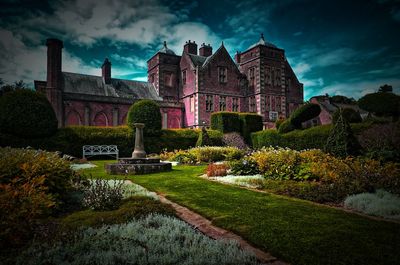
top-left (82, 145), bottom-right (119, 159)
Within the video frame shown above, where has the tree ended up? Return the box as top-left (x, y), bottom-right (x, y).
top-left (358, 92), bottom-right (399, 117)
top-left (332, 108), bottom-right (362, 123)
top-left (0, 79), bottom-right (27, 97)
top-left (378, 84), bottom-right (393, 93)
top-left (329, 95), bottom-right (356, 104)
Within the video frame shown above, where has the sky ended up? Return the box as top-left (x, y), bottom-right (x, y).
top-left (0, 0), bottom-right (399, 100)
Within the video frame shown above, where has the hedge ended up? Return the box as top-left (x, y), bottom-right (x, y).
top-left (238, 113), bottom-right (263, 144)
top-left (252, 123), bottom-right (372, 150)
top-left (127, 99), bottom-right (162, 136)
top-left (0, 126), bottom-right (223, 157)
top-left (210, 112), bottom-right (241, 133)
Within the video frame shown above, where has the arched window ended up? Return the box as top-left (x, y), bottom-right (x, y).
top-left (93, 112), bottom-right (109, 126)
top-left (66, 110), bottom-right (82, 126)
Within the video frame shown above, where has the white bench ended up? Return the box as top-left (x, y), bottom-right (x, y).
top-left (82, 145), bottom-right (119, 159)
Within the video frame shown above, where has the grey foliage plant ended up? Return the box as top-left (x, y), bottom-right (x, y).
top-left (17, 214), bottom-right (261, 265)
top-left (82, 178), bottom-right (125, 211)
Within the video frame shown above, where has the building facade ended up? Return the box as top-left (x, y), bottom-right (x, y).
top-left (35, 34), bottom-right (303, 128)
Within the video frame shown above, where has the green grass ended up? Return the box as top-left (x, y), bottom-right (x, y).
top-left (83, 161), bottom-right (400, 265)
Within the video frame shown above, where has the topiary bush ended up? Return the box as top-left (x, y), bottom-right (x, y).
top-left (324, 110), bottom-right (362, 157)
top-left (0, 89), bottom-right (57, 138)
top-left (211, 112), bottom-right (241, 133)
top-left (222, 132), bottom-right (248, 150)
top-left (275, 117), bottom-right (285, 130)
top-left (127, 99), bottom-right (162, 136)
top-left (196, 127), bottom-right (213, 147)
top-left (278, 119), bottom-right (296, 134)
top-left (332, 108), bottom-right (362, 124)
top-left (239, 113), bottom-right (263, 144)
top-left (290, 103), bottom-right (321, 128)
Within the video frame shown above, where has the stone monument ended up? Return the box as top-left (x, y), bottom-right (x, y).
top-left (105, 123), bottom-right (172, 175)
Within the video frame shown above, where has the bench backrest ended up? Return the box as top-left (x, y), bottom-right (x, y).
top-left (82, 145), bottom-right (119, 159)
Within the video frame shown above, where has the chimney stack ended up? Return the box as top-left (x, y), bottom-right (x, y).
top-left (183, 40), bottom-right (197, 55)
top-left (101, 58), bottom-right (112, 84)
top-left (46, 38), bottom-right (63, 89)
top-left (199, 43), bottom-right (212, 57)
top-left (235, 51), bottom-right (241, 64)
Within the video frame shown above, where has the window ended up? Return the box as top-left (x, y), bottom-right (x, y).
top-left (150, 73), bottom-right (155, 83)
top-left (206, 95), bottom-right (214, 112)
top-left (218, 67), bottom-right (227, 83)
top-left (265, 95), bottom-right (271, 111)
top-left (265, 67), bottom-right (271, 85)
top-left (249, 97), bottom-right (256, 112)
top-left (269, 111), bottom-right (278, 121)
top-left (190, 96), bottom-right (194, 112)
top-left (276, 69), bottom-right (281, 86)
top-left (182, 70), bottom-right (186, 85)
top-left (276, 96), bottom-right (281, 112)
top-left (232, 97), bottom-right (239, 112)
top-left (164, 72), bottom-right (172, 87)
top-left (249, 67), bottom-right (255, 88)
top-left (219, 96), bottom-right (226, 111)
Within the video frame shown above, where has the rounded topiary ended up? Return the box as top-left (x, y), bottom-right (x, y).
top-left (0, 89), bottom-right (58, 138)
top-left (332, 108), bottom-right (362, 124)
top-left (291, 103), bottom-right (321, 128)
top-left (127, 99), bottom-right (162, 136)
top-left (196, 127), bottom-right (213, 147)
top-left (278, 119), bottom-right (296, 134)
top-left (358, 92), bottom-right (399, 117)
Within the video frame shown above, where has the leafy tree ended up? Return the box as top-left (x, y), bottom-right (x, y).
top-left (358, 92), bottom-right (399, 117)
top-left (330, 95), bottom-right (356, 104)
top-left (0, 79), bottom-right (27, 97)
top-left (378, 84), bottom-right (393, 93)
top-left (332, 108), bottom-right (362, 123)
top-left (324, 109), bottom-right (362, 157)
top-left (0, 89), bottom-right (58, 138)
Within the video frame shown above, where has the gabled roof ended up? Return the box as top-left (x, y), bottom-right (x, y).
top-left (62, 72), bottom-right (162, 101)
top-left (188, 54), bottom-right (207, 66)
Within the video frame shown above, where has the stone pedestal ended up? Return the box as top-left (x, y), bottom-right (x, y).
top-left (105, 123), bottom-right (171, 175)
top-left (132, 123), bottom-right (146, 158)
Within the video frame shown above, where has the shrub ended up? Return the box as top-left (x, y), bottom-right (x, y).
top-left (252, 123), bottom-right (371, 151)
top-left (211, 112), bottom-right (241, 133)
top-left (357, 122), bottom-right (400, 162)
top-left (324, 110), bottom-right (362, 157)
top-left (0, 127), bottom-right (223, 158)
top-left (222, 132), bottom-right (248, 150)
top-left (0, 147), bottom-right (75, 204)
top-left (82, 179), bottom-right (125, 211)
top-left (344, 190), bottom-right (400, 219)
top-left (0, 176), bottom-right (56, 248)
top-left (206, 163), bottom-right (229, 177)
top-left (196, 127), bottom-right (213, 147)
top-left (358, 92), bottom-right (400, 117)
top-left (290, 103), bottom-right (321, 128)
top-left (239, 113), bottom-right (263, 144)
top-left (17, 214), bottom-right (259, 265)
top-left (332, 108), bottom-right (362, 124)
top-left (229, 158), bottom-right (260, 176)
top-left (127, 99), bottom-right (162, 136)
top-left (278, 119), bottom-right (296, 134)
top-left (0, 89), bottom-right (57, 138)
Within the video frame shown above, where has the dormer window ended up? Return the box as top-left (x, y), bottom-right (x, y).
top-left (218, 67), bottom-right (227, 83)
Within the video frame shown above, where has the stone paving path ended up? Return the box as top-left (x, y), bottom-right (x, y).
top-left (158, 195), bottom-right (289, 265)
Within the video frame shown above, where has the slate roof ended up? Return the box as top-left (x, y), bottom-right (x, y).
top-left (188, 54), bottom-right (207, 66)
top-left (62, 72), bottom-right (162, 101)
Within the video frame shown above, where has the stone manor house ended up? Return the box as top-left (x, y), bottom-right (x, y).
top-left (35, 34), bottom-right (304, 129)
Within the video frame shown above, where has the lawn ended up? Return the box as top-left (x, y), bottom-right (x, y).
top-left (82, 161), bottom-right (400, 265)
